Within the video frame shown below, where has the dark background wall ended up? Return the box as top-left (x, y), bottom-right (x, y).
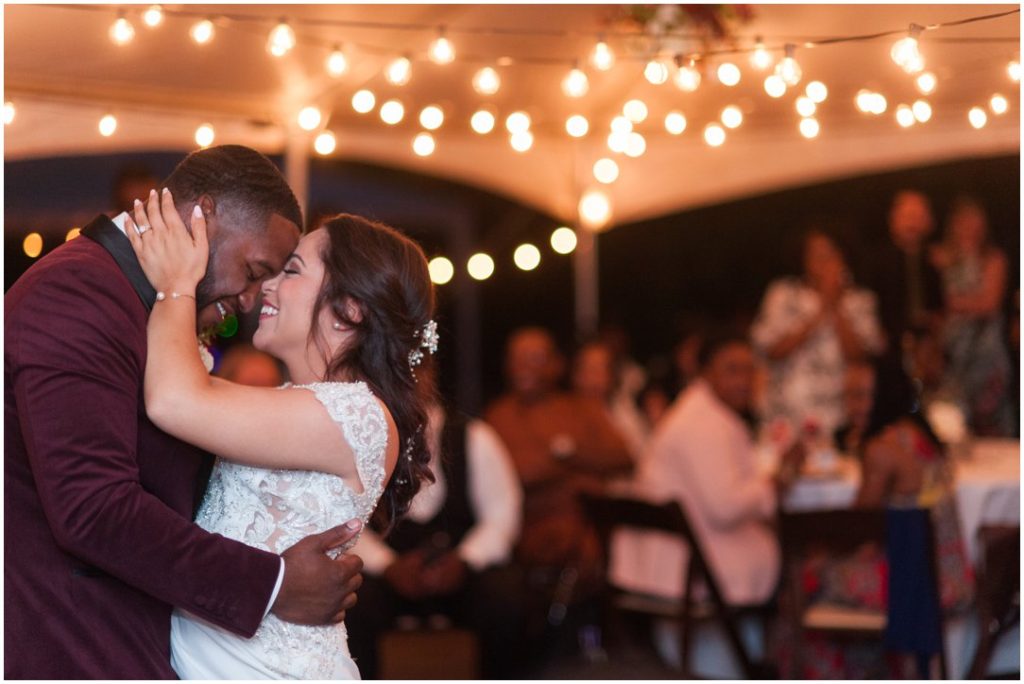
top-left (5, 152), bottom-right (1019, 413)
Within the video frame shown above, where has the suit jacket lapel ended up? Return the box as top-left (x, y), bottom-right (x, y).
top-left (81, 214), bottom-right (157, 311)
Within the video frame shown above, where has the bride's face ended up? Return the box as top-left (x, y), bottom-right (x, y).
top-left (253, 229), bottom-right (335, 365)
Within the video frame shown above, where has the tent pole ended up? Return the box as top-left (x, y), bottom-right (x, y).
top-left (574, 225), bottom-right (598, 339)
top-left (284, 130), bottom-right (310, 224)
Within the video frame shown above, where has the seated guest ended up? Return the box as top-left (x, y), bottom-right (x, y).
top-left (751, 226), bottom-right (884, 437)
top-left (833, 360), bottom-right (876, 454)
top-left (572, 339), bottom-right (652, 461)
top-left (215, 343), bottom-right (284, 387)
top-left (346, 397), bottom-right (527, 679)
top-left (485, 327), bottom-right (633, 594)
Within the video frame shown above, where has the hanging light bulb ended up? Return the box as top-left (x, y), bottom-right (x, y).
top-left (190, 19), bottom-right (215, 45)
top-left (721, 105), bottom-right (744, 129)
top-left (968, 107), bottom-right (988, 129)
top-left (805, 81), bottom-right (828, 103)
top-left (473, 67), bottom-right (501, 95)
top-left (505, 111), bottom-right (531, 134)
top-left (513, 243), bottom-right (542, 270)
top-left (624, 132), bottom-right (646, 158)
top-left (764, 74), bottom-right (786, 98)
top-left (916, 71), bottom-right (937, 94)
top-left (195, 123), bottom-right (215, 147)
top-left (385, 56), bottom-right (412, 86)
top-left (314, 131), bottom-right (337, 155)
top-left (98, 114), bottom-right (117, 137)
top-left (467, 253), bottom-right (495, 280)
top-left (799, 117), bottom-right (820, 139)
top-left (593, 158), bottom-right (619, 184)
top-left (870, 93), bottom-right (888, 115)
top-left (379, 99), bottom-right (405, 125)
top-left (413, 132), bottom-right (436, 157)
top-left (23, 233), bottom-right (43, 259)
top-left (607, 131), bottom-right (629, 154)
top-left (717, 62), bottom-right (741, 87)
top-left (550, 227), bottom-right (578, 255)
top-left (775, 44), bottom-right (802, 86)
top-left (664, 111), bottom-right (687, 135)
top-left (297, 106), bottom-right (322, 131)
top-left (610, 115), bottom-right (632, 135)
top-left (562, 65), bottom-right (589, 98)
top-left (623, 99), bottom-right (648, 124)
top-left (3, 101), bottom-right (15, 126)
top-left (912, 99), bottom-right (933, 122)
top-left (428, 28), bottom-right (455, 65)
top-left (326, 46), bottom-right (348, 77)
top-left (891, 25), bottom-right (924, 74)
top-left (419, 105), bottom-right (444, 130)
top-left (578, 190), bottom-right (611, 231)
top-left (267, 20), bottom-right (296, 57)
top-left (990, 94), bottom-right (1009, 115)
top-left (143, 5), bottom-right (164, 28)
top-left (428, 256), bottom-right (453, 284)
top-left (644, 58), bottom-right (670, 85)
top-left (566, 115), bottom-right (589, 138)
top-left (66, 227), bottom-right (82, 242)
top-left (703, 123), bottom-right (726, 147)
top-left (1009, 60), bottom-right (1021, 83)
top-left (591, 38), bottom-right (615, 71)
top-left (674, 58), bottom-right (701, 92)
top-left (352, 89), bottom-right (376, 114)
top-left (796, 96), bottom-right (816, 117)
top-left (471, 108), bottom-right (496, 134)
top-left (857, 90), bottom-right (887, 115)
top-left (510, 130), bottom-right (534, 152)
top-left (750, 38), bottom-right (773, 70)
top-left (895, 104), bottom-right (916, 128)
top-left (109, 14), bottom-right (135, 45)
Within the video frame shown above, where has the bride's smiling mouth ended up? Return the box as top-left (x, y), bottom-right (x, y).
top-left (259, 302), bottom-right (279, 321)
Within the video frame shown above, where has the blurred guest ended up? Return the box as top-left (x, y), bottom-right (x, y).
top-left (572, 340), bottom-right (651, 461)
top-left (833, 360), bottom-right (876, 454)
top-left (346, 399), bottom-right (526, 678)
top-left (930, 196), bottom-right (1013, 436)
top-left (869, 189), bottom-right (945, 351)
top-left (598, 322), bottom-right (646, 406)
top-left (485, 327), bottom-right (632, 593)
top-left (612, 329), bottom-right (805, 607)
top-left (751, 227), bottom-right (884, 436)
top-left (109, 163), bottom-right (160, 217)
top-left (215, 343), bottom-right (284, 387)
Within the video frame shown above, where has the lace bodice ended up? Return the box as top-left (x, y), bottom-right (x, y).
top-left (178, 381), bottom-right (389, 679)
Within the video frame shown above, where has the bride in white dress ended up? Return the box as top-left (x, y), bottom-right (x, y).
top-left (126, 191), bottom-right (437, 678)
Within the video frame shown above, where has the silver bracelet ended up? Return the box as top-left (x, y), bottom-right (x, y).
top-left (155, 291), bottom-right (196, 302)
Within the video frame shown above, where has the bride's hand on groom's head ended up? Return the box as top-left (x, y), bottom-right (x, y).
top-left (125, 187), bottom-right (209, 295)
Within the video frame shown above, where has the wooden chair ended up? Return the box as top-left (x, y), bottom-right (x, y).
top-left (967, 525), bottom-right (1020, 679)
top-left (579, 493), bottom-right (775, 678)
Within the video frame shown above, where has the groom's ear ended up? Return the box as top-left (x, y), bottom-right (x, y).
top-left (197, 194), bottom-right (217, 237)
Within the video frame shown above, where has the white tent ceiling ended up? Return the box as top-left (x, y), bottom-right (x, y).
top-left (4, 3), bottom-right (1020, 226)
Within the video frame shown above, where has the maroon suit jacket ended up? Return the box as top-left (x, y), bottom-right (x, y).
top-left (4, 215), bottom-right (281, 678)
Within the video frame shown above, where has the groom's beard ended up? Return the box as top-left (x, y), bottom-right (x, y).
top-left (195, 238), bottom-right (220, 311)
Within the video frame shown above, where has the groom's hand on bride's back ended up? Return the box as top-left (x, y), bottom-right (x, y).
top-left (271, 519), bottom-right (365, 625)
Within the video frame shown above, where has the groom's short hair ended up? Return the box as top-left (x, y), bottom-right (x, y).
top-left (163, 145), bottom-right (303, 232)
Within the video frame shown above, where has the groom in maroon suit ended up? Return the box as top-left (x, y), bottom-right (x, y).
top-left (5, 145), bottom-right (364, 678)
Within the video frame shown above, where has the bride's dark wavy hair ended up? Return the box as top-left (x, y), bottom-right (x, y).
top-left (308, 213), bottom-right (437, 534)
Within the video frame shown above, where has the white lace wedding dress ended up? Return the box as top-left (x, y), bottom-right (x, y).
top-left (170, 381), bottom-right (388, 680)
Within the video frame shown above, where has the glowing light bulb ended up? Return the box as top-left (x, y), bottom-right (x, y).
top-left (352, 90), bottom-right (376, 114)
top-left (751, 40), bottom-right (773, 70)
top-left (109, 15), bottom-right (135, 45)
top-left (66, 227), bottom-right (82, 241)
top-left (514, 244), bottom-right (541, 271)
top-left (195, 123), bottom-right (214, 147)
top-left (578, 190), bottom-right (611, 231)
top-left (3, 101), bottom-right (14, 126)
top-left (606, 131), bottom-right (629, 154)
top-left (775, 45), bottom-right (802, 86)
top-left (510, 130), bottom-right (534, 152)
top-left (473, 67), bottom-right (501, 95)
top-left (610, 116), bottom-right (632, 135)
top-left (644, 59), bottom-right (670, 85)
top-left (717, 62), bottom-right (741, 87)
top-left (720, 105), bottom-right (743, 129)
top-left (413, 132), bottom-right (436, 156)
top-left (267, 21), bottom-right (296, 57)
top-left (870, 93), bottom-right (888, 115)
top-left (297, 106), bottom-right (322, 131)
top-left (314, 131), bottom-right (336, 155)
top-left (385, 57), bottom-right (412, 86)
top-left (806, 81), bottom-right (828, 103)
top-left (467, 253), bottom-right (495, 280)
top-left (858, 91), bottom-right (888, 115)
top-left (675, 62), bottom-right (701, 92)
top-left (505, 111), bottom-right (531, 134)
top-left (990, 94), bottom-right (1009, 115)
top-left (471, 109), bottom-right (496, 134)
top-left (624, 132), bottom-right (646, 158)
top-left (896, 104), bottom-right (916, 128)
top-left (591, 40), bottom-right (615, 71)
top-left (379, 100), bottom-right (405, 125)
top-left (703, 123), bottom-right (726, 147)
top-left (419, 105), bottom-right (444, 130)
top-left (566, 115), bottom-right (589, 138)
top-left (799, 117), bottom-right (820, 138)
top-left (23, 233), bottom-right (43, 259)
top-left (428, 256), bottom-right (453, 284)
top-left (429, 33), bottom-right (455, 65)
top-left (143, 5), bottom-right (163, 28)
top-left (916, 72), bottom-right (937, 94)
top-left (1009, 60), bottom-right (1021, 83)
top-left (623, 99), bottom-right (648, 123)
top-left (593, 158), bottom-right (619, 184)
top-left (562, 67), bottom-right (589, 98)
top-left (98, 114), bottom-right (117, 137)
top-left (891, 28), bottom-right (924, 74)
top-left (913, 99), bottom-right (933, 122)
top-left (796, 96), bottom-right (816, 117)
top-left (968, 107), bottom-right (988, 129)
top-left (764, 74), bottom-right (786, 98)
top-left (665, 111), bottom-right (687, 135)
top-left (550, 227), bottom-right (578, 254)
top-left (326, 47), bottom-right (348, 77)
top-left (190, 19), bottom-right (214, 45)
top-left (855, 90), bottom-right (874, 113)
